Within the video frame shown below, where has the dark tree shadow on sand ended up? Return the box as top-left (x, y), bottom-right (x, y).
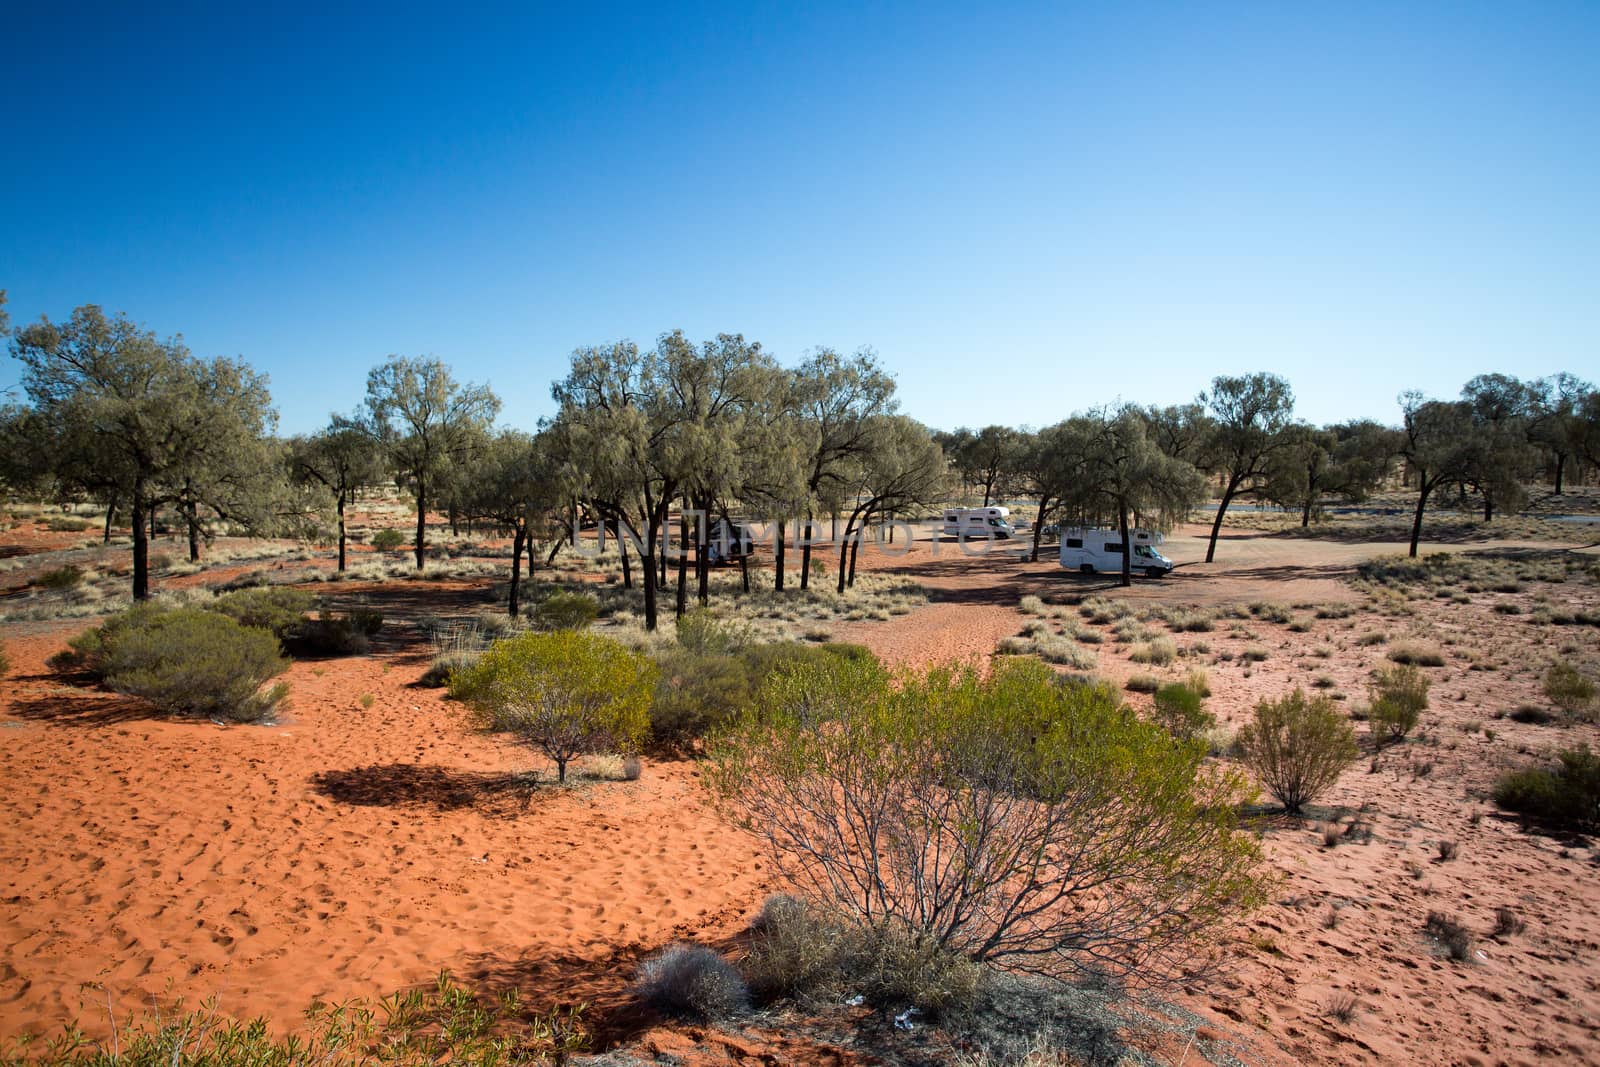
top-left (309, 763), bottom-right (542, 815)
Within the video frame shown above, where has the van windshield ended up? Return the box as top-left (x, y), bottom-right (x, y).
top-left (1135, 545), bottom-right (1153, 558)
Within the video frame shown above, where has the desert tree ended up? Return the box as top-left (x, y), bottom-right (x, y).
top-left (290, 416), bottom-right (384, 571)
top-left (1198, 373), bottom-right (1295, 562)
top-left (8, 305), bottom-right (278, 598)
top-left (707, 654), bottom-right (1266, 987)
top-left (835, 415), bottom-right (945, 593)
top-left (1066, 407), bottom-right (1206, 587)
top-left (1013, 422), bottom-right (1079, 563)
top-left (1528, 373), bottom-right (1594, 494)
top-left (792, 348), bottom-right (898, 590)
top-left (1142, 402), bottom-right (1212, 465)
top-left (457, 429), bottom-right (564, 617)
top-left (1460, 373), bottom-right (1539, 521)
top-left (1396, 391), bottom-right (1477, 557)
top-left (955, 424), bottom-right (1023, 507)
top-left (1264, 420), bottom-right (1396, 527)
top-left (731, 362), bottom-right (815, 593)
top-left (362, 356), bottom-right (500, 571)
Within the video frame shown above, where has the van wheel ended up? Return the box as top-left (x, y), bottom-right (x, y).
top-left (1079, 564), bottom-right (1094, 574)
top-left (1145, 567), bottom-right (1165, 579)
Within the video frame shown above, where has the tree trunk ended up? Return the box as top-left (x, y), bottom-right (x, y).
top-left (740, 546), bottom-right (750, 593)
top-left (508, 527), bottom-right (525, 617)
top-left (695, 502), bottom-right (710, 607)
top-left (448, 505), bottom-right (459, 537)
top-left (1030, 496), bottom-right (1051, 563)
top-left (848, 523), bottom-right (864, 587)
top-left (186, 500), bottom-right (201, 563)
top-left (800, 517), bottom-right (812, 590)
top-left (836, 503), bottom-right (871, 594)
top-left (1205, 480), bottom-right (1238, 563)
top-left (336, 493), bottom-right (348, 571)
top-left (675, 508), bottom-right (689, 618)
top-left (149, 505), bottom-right (157, 542)
top-left (413, 479), bottom-right (428, 570)
top-left (642, 550), bottom-right (658, 631)
top-left (1301, 495), bottom-right (1313, 527)
top-left (1554, 453), bottom-right (1566, 495)
top-left (103, 495), bottom-right (117, 543)
top-left (1408, 480), bottom-right (1432, 558)
top-left (131, 486), bottom-right (150, 601)
top-left (619, 530), bottom-right (632, 589)
top-left (775, 519), bottom-right (786, 592)
top-left (1119, 502), bottom-right (1133, 588)
top-left (1484, 496), bottom-right (1494, 523)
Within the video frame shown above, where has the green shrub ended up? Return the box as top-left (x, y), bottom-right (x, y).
top-left (532, 591), bottom-right (599, 632)
top-left (68, 605), bottom-right (289, 722)
top-left (369, 527), bottom-right (406, 552)
top-left (1493, 744), bottom-right (1600, 830)
top-left (674, 607), bottom-right (751, 655)
top-left (633, 943), bottom-right (749, 1021)
top-left (454, 630), bottom-right (656, 782)
top-left (1237, 688), bottom-right (1359, 813)
top-left (1153, 680), bottom-right (1215, 741)
top-left (211, 586), bottom-right (316, 638)
top-left (1369, 663), bottom-right (1430, 744)
top-left (1543, 661), bottom-right (1597, 720)
top-left (36, 565), bottom-right (85, 590)
top-left (708, 655), bottom-right (1266, 986)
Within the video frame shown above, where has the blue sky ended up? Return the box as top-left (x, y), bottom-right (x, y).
top-left (2, 1), bottom-right (1596, 434)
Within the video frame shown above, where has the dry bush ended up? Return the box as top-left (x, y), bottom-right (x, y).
top-left (633, 943), bottom-right (749, 1020)
top-left (1491, 906), bottom-right (1526, 939)
top-left (708, 655), bottom-right (1267, 988)
top-left (1322, 993), bottom-right (1360, 1024)
top-left (1387, 642), bottom-right (1445, 667)
top-left (1493, 744), bottom-right (1600, 830)
top-left (1436, 839), bottom-right (1458, 862)
top-left (1237, 688), bottom-right (1359, 814)
top-left (1128, 637), bottom-right (1177, 665)
top-left (1424, 912), bottom-right (1474, 962)
top-left (36, 564), bottom-right (85, 590)
top-left (1369, 663), bottom-right (1430, 744)
top-left (1543, 661), bottom-right (1597, 720)
top-left (1124, 673), bottom-right (1160, 694)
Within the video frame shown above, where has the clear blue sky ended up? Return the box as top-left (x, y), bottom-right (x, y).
top-left (3, 1), bottom-right (1596, 434)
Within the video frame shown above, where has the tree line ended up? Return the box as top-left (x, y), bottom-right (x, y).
top-left (4, 294), bottom-right (1598, 619)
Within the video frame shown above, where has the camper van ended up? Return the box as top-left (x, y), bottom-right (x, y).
top-left (1058, 526), bottom-right (1173, 578)
top-left (942, 506), bottom-right (1016, 540)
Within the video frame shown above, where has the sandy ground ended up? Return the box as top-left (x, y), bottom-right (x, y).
top-left (1, 518), bottom-right (1598, 1064)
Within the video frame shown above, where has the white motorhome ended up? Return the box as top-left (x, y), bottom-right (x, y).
top-left (1058, 526), bottom-right (1173, 578)
top-left (942, 506), bottom-right (1016, 540)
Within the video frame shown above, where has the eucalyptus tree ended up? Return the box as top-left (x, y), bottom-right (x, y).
top-left (1013, 422), bottom-right (1080, 563)
top-left (1396, 392), bottom-right (1478, 557)
top-left (1142, 402), bottom-right (1212, 465)
top-left (8, 305), bottom-right (278, 598)
top-left (1066, 407), bottom-right (1205, 587)
top-left (291, 416), bottom-right (383, 571)
top-left (1460, 374), bottom-right (1539, 521)
top-left (730, 362), bottom-right (814, 592)
top-left (1198, 373), bottom-right (1295, 562)
top-left (958, 425), bottom-right (1024, 507)
top-left (834, 415), bottom-right (945, 593)
top-left (792, 348), bottom-right (898, 590)
top-left (362, 356), bottom-right (500, 571)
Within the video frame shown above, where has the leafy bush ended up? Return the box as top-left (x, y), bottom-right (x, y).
top-left (453, 630), bottom-right (656, 782)
top-left (0, 970), bottom-right (588, 1065)
top-left (1236, 688), bottom-right (1359, 813)
top-left (211, 586), bottom-right (316, 637)
top-left (1543, 661), bottom-right (1596, 720)
top-left (66, 605), bottom-right (289, 722)
top-left (36, 565), bottom-right (85, 590)
top-left (369, 527), bottom-right (406, 552)
top-left (532, 591), bottom-right (599, 632)
top-left (708, 655), bottom-right (1266, 986)
top-left (1153, 680), bottom-right (1215, 741)
top-left (633, 943), bottom-right (749, 1020)
top-left (674, 607), bottom-right (751, 655)
top-left (1493, 744), bottom-right (1600, 830)
top-left (1368, 663), bottom-right (1430, 744)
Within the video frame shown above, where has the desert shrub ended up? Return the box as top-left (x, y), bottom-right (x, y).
top-left (0, 642), bottom-right (8, 677)
top-left (45, 516), bottom-right (91, 532)
top-left (36, 565), bottom-right (85, 590)
top-left (708, 654), bottom-right (1266, 986)
top-left (297, 608), bottom-right (385, 655)
top-left (742, 894), bottom-right (847, 1001)
top-left (454, 629), bottom-right (656, 782)
top-left (0, 970), bottom-right (588, 1065)
top-left (532, 591), bottom-right (599, 632)
top-left (633, 943), bottom-right (749, 1020)
top-left (1509, 704), bottom-right (1556, 724)
top-left (1543, 661), bottom-right (1597, 720)
top-left (674, 607), bottom-right (751, 655)
top-left (1153, 680), bottom-right (1215, 741)
top-left (1241, 646), bottom-right (1270, 663)
top-left (1128, 637), bottom-right (1177, 665)
top-left (652, 641), bottom-right (875, 746)
top-left (1492, 744), bottom-right (1600, 830)
top-left (1387, 642), bottom-right (1445, 667)
top-left (1492, 906), bottom-right (1526, 938)
top-left (1424, 911), bottom-right (1474, 962)
top-left (1236, 688), bottom-right (1359, 813)
top-left (369, 527), bottom-right (406, 552)
top-left (211, 586), bottom-right (316, 638)
top-left (1368, 663), bottom-right (1430, 744)
top-left (67, 605), bottom-right (289, 722)
top-left (1123, 672), bottom-right (1160, 694)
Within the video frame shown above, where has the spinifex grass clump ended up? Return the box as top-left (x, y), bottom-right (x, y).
top-left (709, 654), bottom-right (1266, 987)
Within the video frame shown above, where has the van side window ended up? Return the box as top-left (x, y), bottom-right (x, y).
top-left (1065, 538), bottom-right (1082, 548)
top-left (1104, 543), bottom-right (1123, 553)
